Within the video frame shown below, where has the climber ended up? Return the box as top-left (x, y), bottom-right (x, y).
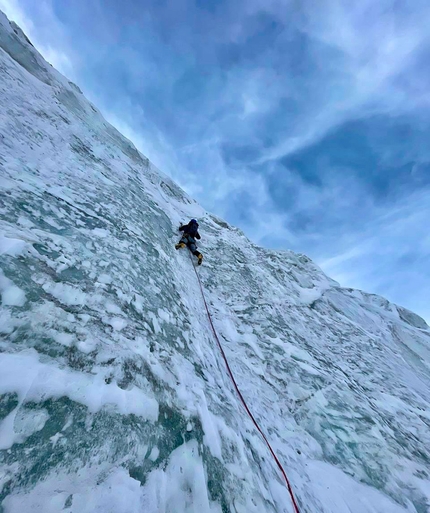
top-left (175, 219), bottom-right (203, 265)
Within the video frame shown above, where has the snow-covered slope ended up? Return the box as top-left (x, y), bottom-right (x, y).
top-left (1, 10), bottom-right (429, 513)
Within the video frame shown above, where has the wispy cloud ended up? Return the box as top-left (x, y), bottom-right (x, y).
top-left (257, 1), bottom-right (430, 163)
top-left (320, 189), bottom-right (430, 321)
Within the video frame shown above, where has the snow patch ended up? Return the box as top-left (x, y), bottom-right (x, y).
top-left (0, 270), bottom-right (26, 306)
top-left (0, 234), bottom-right (28, 256)
top-left (0, 350), bottom-right (159, 420)
top-left (42, 282), bottom-right (87, 306)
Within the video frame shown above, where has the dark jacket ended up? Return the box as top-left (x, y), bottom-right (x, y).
top-left (179, 221), bottom-right (201, 239)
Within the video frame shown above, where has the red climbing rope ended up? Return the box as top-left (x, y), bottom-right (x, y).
top-left (191, 258), bottom-right (301, 513)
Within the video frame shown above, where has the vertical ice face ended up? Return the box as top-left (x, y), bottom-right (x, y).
top-left (0, 10), bottom-right (429, 513)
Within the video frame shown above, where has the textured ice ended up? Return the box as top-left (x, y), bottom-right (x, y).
top-left (0, 9), bottom-right (430, 513)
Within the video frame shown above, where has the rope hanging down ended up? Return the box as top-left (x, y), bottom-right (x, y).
top-left (190, 257), bottom-right (300, 513)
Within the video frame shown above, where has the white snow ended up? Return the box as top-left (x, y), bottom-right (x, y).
top-left (0, 411), bottom-right (18, 450)
top-left (0, 406), bottom-right (50, 450)
top-left (305, 460), bottom-right (410, 513)
top-left (148, 446), bottom-right (159, 461)
top-left (106, 317), bottom-right (128, 331)
top-left (0, 350), bottom-right (159, 420)
top-left (42, 282), bottom-right (87, 306)
top-left (0, 234), bottom-right (28, 256)
top-left (97, 273), bottom-right (113, 284)
top-left (0, 270), bottom-right (26, 306)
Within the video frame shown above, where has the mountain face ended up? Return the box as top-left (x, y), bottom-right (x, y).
top-left (1, 10), bottom-right (429, 513)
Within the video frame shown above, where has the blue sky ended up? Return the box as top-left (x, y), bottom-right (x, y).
top-left (1, 0), bottom-right (429, 322)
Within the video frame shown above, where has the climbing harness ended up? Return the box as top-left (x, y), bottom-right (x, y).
top-left (190, 255), bottom-right (301, 513)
